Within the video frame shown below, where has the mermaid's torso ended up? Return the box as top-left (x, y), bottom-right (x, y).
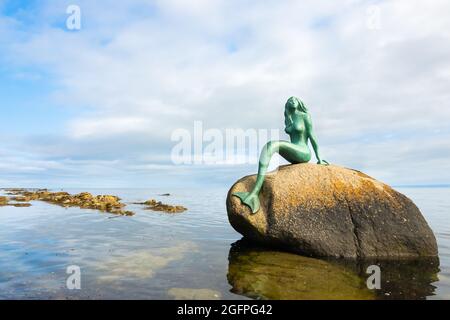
top-left (282, 114), bottom-right (311, 163)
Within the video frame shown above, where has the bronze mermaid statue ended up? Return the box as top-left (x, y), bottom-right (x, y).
top-left (233, 97), bottom-right (329, 213)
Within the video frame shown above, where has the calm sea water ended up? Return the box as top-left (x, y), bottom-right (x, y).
top-left (0, 187), bottom-right (448, 300)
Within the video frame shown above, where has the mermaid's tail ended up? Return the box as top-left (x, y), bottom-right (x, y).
top-left (232, 192), bottom-right (260, 214)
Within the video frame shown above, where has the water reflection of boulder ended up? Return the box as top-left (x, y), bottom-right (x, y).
top-left (227, 241), bottom-right (374, 300)
top-left (341, 258), bottom-right (440, 299)
top-left (227, 240), bottom-right (440, 300)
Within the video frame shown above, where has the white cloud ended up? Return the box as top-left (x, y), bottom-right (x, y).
top-left (70, 116), bottom-right (152, 139)
top-left (1, 0), bottom-right (450, 186)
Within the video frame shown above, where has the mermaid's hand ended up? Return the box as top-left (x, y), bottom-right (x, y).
top-left (317, 159), bottom-right (329, 165)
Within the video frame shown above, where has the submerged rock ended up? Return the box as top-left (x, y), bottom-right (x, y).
top-left (95, 242), bottom-right (197, 283)
top-left (10, 203), bottom-right (32, 207)
top-left (227, 163), bottom-right (438, 258)
top-left (11, 196), bottom-right (31, 202)
top-left (5, 189), bottom-right (134, 216)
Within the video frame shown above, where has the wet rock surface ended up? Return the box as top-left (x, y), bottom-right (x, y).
top-left (0, 195), bottom-right (32, 207)
top-left (4, 189), bottom-right (134, 216)
top-left (135, 199), bottom-right (187, 213)
top-left (2, 189), bottom-right (188, 215)
top-left (0, 196), bottom-right (8, 206)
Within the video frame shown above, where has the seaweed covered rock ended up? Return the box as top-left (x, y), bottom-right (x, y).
top-left (5, 189), bottom-right (133, 216)
top-left (226, 164), bottom-right (438, 258)
top-left (0, 195), bottom-right (31, 207)
top-left (0, 196), bottom-right (8, 206)
top-left (135, 199), bottom-right (187, 213)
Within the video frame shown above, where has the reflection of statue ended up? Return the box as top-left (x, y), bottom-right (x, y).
top-left (233, 97), bottom-right (328, 213)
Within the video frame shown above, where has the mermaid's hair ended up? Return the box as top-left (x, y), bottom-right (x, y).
top-left (286, 96), bottom-right (308, 113)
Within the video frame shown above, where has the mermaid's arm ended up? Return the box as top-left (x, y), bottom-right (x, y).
top-left (306, 115), bottom-right (328, 164)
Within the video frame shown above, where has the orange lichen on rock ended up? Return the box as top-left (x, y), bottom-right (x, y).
top-left (227, 163), bottom-right (438, 259)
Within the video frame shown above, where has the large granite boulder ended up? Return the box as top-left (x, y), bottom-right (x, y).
top-left (226, 164), bottom-right (438, 258)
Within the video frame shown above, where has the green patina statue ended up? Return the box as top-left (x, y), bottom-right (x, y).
top-left (233, 97), bottom-right (329, 213)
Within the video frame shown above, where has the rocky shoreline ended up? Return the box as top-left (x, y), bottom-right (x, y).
top-left (1, 189), bottom-right (187, 215)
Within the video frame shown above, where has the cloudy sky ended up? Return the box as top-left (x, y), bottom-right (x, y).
top-left (0, 0), bottom-right (450, 188)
